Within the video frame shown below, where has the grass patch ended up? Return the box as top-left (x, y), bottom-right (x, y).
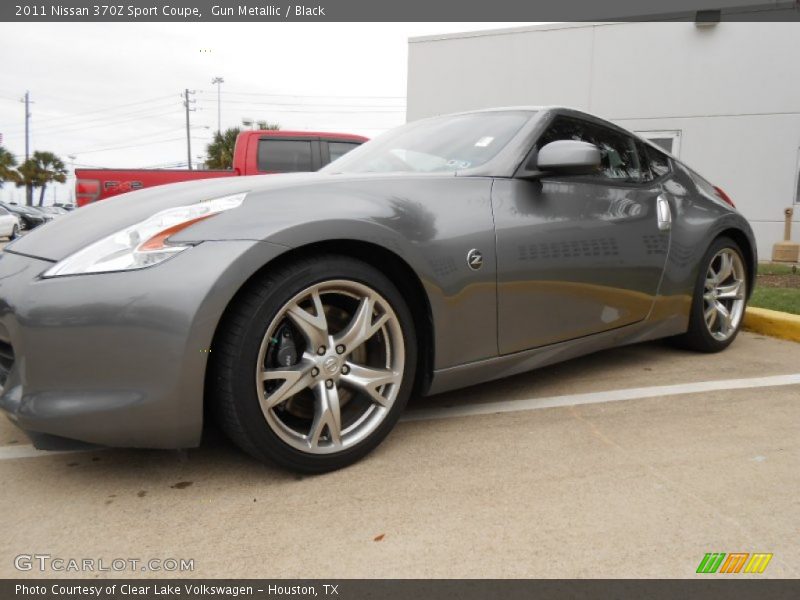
top-left (757, 262), bottom-right (797, 276)
top-left (753, 262), bottom-right (799, 314)
top-left (749, 287), bottom-right (800, 315)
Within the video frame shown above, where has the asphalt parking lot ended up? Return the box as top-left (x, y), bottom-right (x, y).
top-left (1, 329), bottom-right (798, 579)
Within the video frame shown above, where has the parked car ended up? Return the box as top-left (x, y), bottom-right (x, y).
top-left (74, 130), bottom-right (368, 206)
top-left (0, 206), bottom-right (21, 240)
top-left (0, 107), bottom-right (755, 473)
top-left (0, 202), bottom-right (51, 230)
top-left (38, 206), bottom-right (69, 217)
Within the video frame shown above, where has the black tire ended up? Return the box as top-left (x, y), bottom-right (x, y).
top-left (211, 255), bottom-right (417, 473)
top-left (10, 225), bottom-right (19, 240)
top-left (671, 236), bottom-right (748, 353)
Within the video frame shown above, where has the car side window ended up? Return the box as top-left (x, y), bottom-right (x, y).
top-left (0, 207), bottom-right (7, 215)
top-left (635, 142), bottom-right (655, 183)
top-left (537, 117), bottom-right (643, 183)
top-left (645, 144), bottom-right (671, 178)
top-left (257, 139), bottom-right (314, 173)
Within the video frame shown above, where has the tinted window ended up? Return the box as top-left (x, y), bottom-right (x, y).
top-left (634, 141), bottom-right (671, 182)
top-left (537, 117), bottom-right (642, 182)
top-left (257, 139), bottom-right (313, 173)
top-left (645, 145), bottom-right (671, 178)
top-left (327, 142), bottom-right (360, 163)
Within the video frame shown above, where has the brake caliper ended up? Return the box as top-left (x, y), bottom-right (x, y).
top-left (271, 323), bottom-right (299, 367)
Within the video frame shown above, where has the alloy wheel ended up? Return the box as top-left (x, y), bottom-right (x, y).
top-left (256, 280), bottom-right (405, 455)
top-left (703, 248), bottom-right (746, 341)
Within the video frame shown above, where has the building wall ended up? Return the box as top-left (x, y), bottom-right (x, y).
top-left (407, 22), bottom-right (800, 259)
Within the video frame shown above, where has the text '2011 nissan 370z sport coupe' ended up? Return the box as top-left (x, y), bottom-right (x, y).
top-left (0, 107), bottom-right (755, 473)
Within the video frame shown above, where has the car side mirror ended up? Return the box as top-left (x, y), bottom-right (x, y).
top-left (538, 140), bottom-right (602, 174)
top-left (516, 140), bottom-right (602, 179)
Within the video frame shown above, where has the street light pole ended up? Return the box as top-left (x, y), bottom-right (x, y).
top-left (211, 76), bottom-right (224, 135)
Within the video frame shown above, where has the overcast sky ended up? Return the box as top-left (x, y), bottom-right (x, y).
top-left (0, 22), bottom-right (537, 204)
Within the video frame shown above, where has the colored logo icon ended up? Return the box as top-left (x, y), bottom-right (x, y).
top-left (696, 552), bottom-right (773, 574)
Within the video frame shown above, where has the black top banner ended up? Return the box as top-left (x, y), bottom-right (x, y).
top-left (2, 0), bottom-right (799, 22)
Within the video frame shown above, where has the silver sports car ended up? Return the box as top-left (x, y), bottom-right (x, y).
top-left (0, 107), bottom-right (755, 472)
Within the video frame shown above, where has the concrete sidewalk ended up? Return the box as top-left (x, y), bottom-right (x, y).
top-left (0, 332), bottom-right (798, 579)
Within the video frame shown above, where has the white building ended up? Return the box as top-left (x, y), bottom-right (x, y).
top-left (407, 20), bottom-right (800, 259)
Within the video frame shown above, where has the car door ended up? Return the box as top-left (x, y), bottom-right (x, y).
top-left (492, 115), bottom-right (671, 354)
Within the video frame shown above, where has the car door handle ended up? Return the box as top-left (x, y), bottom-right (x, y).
top-left (656, 195), bottom-right (672, 231)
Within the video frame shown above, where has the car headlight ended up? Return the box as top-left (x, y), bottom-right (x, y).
top-left (43, 193), bottom-right (246, 277)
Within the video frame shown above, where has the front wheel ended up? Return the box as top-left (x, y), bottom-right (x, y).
top-left (673, 236), bottom-right (748, 352)
top-left (212, 255), bottom-right (417, 473)
top-left (9, 225), bottom-right (19, 240)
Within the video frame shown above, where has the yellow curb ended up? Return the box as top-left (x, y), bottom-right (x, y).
top-left (744, 307), bottom-right (800, 343)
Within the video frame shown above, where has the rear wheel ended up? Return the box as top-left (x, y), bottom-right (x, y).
top-left (673, 236), bottom-right (748, 352)
top-left (211, 255), bottom-right (417, 473)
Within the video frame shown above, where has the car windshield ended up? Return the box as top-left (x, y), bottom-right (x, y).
top-left (322, 110), bottom-right (534, 174)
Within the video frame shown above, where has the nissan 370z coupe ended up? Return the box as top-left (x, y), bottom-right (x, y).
top-left (0, 108), bottom-right (755, 472)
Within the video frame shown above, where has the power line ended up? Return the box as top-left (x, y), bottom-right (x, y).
top-left (69, 135), bottom-right (210, 156)
top-left (205, 90), bottom-right (405, 100)
top-left (3, 109), bottom-right (184, 142)
top-left (10, 94), bottom-right (176, 127)
top-left (3, 103), bottom-right (181, 137)
top-left (197, 100), bottom-right (404, 113)
top-left (202, 99), bottom-right (405, 108)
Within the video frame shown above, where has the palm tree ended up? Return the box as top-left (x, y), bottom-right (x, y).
top-left (205, 127), bottom-right (241, 170)
top-left (17, 151), bottom-right (67, 206)
top-left (0, 146), bottom-right (20, 188)
top-left (256, 120), bottom-right (280, 131)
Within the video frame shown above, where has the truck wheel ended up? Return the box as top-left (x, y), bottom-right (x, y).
top-left (211, 255), bottom-right (417, 473)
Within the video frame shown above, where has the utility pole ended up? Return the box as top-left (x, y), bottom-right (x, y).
top-left (22, 91), bottom-right (31, 205)
top-left (211, 76), bottom-right (224, 135)
top-left (67, 154), bottom-right (76, 204)
top-left (183, 89), bottom-right (196, 170)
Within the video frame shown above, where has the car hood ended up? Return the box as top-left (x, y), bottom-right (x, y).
top-left (5, 172), bottom-right (362, 261)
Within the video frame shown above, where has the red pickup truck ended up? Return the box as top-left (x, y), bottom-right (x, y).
top-left (75, 130), bottom-right (367, 206)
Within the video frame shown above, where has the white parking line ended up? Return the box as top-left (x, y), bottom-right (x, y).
top-left (0, 444), bottom-right (86, 460)
top-left (1, 373), bottom-right (799, 460)
top-left (402, 373), bottom-right (800, 422)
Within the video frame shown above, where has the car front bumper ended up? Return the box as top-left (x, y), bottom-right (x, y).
top-left (0, 239), bottom-right (287, 449)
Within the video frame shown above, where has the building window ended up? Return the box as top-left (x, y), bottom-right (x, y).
top-left (635, 130), bottom-right (681, 157)
top-left (795, 148), bottom-right (800, 204)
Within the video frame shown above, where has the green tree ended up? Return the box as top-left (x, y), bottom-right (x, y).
top-left (256, 120), bottom-right (280, 131)
top-left (205, 127), bottom-right (241, 170)
top-left (0, 146), bottom-right (20, 188)
top-left (206, 122), bottom-right (281, 170)
top-left (17, 151), bottom-right (67, 206)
